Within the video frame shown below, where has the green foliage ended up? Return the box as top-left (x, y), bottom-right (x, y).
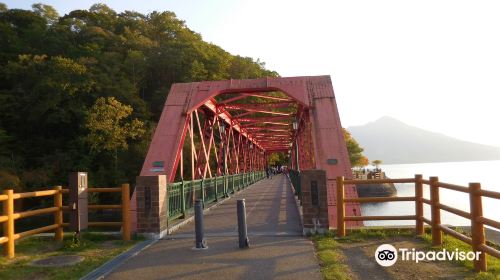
top-left (0, 4), bottom-right (276, 192)
top-left (0, 128), bottom-right (12, 157)
top-left (31, 3), bottom-right (59, 25)
top-left (343, 128), bottom-right (368, 167)
top-left (0, 170), bottom-right (21, 192)
top-left (267, 152), bottom-right (287, 166)
top-left (86, 97), bottom-right (145, 153)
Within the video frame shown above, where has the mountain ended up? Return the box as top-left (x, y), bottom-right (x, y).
top-left (347, 116), bottom-right (500, 164)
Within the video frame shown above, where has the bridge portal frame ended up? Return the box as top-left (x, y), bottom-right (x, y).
top-left (132, 76), bottom-right (362, 233)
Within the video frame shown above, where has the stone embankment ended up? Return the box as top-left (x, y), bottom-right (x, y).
top-left (353, 170), bottom-right (397, 197)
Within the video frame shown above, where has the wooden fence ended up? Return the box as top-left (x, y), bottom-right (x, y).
top-left (336, 174), bottom-right (500, 272)
top-left (1, 184), bottom-right (130, 258)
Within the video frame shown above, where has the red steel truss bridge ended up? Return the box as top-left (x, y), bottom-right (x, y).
top-left (130, 75), bottom-right (362, 232)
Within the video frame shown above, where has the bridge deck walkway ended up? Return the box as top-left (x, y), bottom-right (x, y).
top-left (107, 174), bottom-right (322, 280)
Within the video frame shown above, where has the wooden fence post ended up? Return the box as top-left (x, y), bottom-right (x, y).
top-left (54, 186), bottom-right (63, 241)
top-left (415, 174), bottom-right (424, 235)
top-left (430, 176), bottom-right (442, 246)
top-left (121, 184), bottom-right (131, 241)
top-left (469, 182), bottom-right (486, 272)
top-left (3, 189), bottom-right (14, 258)
top-left (336, 176), bottom-right (345, 237)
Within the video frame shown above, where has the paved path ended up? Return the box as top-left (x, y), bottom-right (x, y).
top-left (106, 174), bottom-right (322, 280)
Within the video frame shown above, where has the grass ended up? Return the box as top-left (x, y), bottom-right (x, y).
top-left (313, 228), bottom-right (500, 280)
top-left (312, 228), bottom-right (417, 280)
top-left (421, 230), bottom-right (500, 280)
top-left (313, 235), bottom-right (351, 280)
top-left (0, 232), bottom-right (142, 280)
top-left (333, 227), bottom-right (416, 242)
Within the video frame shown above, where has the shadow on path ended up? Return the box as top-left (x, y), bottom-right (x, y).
top-left (106, 174), bottom-right (322, 280)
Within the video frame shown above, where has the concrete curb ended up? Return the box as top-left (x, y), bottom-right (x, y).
top-left (80, 239), bottom-right (157, 280)
top-left (286, 174), bottom-right (304, 233)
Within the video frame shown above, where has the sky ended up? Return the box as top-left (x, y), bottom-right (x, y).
top-left (4, 0), bottom-right (500, 147)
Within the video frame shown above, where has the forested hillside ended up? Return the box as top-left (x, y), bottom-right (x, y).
top-left (0, 3), bottom-right (277, 192)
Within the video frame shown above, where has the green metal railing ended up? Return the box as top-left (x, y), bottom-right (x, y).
top-left (167, 171), bottom-right (266, 221)
top-left (289, 170), bottom-right (301, 198)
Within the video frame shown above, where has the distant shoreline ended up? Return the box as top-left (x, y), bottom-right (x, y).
top-left (378, 159), bottom-right (500, 166)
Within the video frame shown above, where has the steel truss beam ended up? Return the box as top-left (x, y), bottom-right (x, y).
top-left (234, 108), bottom-right (293, 117)
top-left (136, 76), bottom-right (364, 233)
top-left (236, 116), bottom-right (292, 123)
top-left (220, 101), bottom-right (295, 110)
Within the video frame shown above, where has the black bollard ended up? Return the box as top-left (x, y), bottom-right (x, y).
top-left (194, 199), bottom-right (207, 249)
top-left (237, 199), bottom-right (250, 248)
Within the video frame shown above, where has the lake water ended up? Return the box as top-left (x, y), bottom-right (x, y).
top-left (360, 160), bottom-right (500, 228)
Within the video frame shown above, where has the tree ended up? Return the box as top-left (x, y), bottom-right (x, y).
top-left (85, 97), bottom-right (145, 170)
top-left (372, 160), bottom-right (382, 169)
top-left (343, 128), bottom-right (369, 167)
top-left (85, 97), bottom-right (146, 181)
top-left (267, 152), bottom-right (287, 166)
top-left (359, 156), bottom-right (369, 167)
top-left (32, 3), bottom-right (59, 25)
top-left (0, 54), bottom-right (94, 182)
top-left (0, 128), bottom-right (11, 155)
top-left (0, 4), bottom-right (276, 190)
top-left (0, 128), bottom-right (14, 169)
top-left (0, 170), bottom-right (22, 192)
